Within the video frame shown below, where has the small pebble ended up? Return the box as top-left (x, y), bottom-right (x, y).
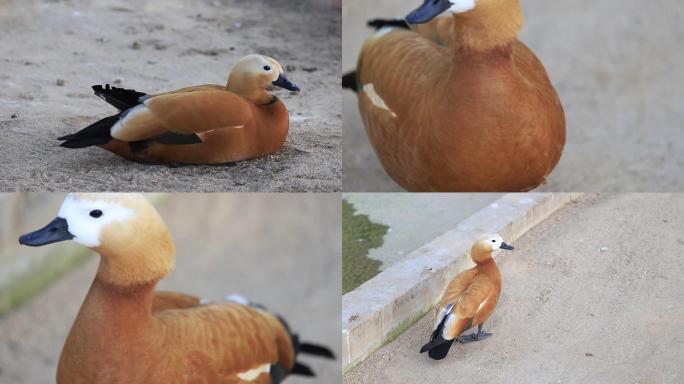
top-left (131, 41), bottom-right (141, 50)
top-left (599, 247), bottom-right (608, 252)
top-left (56, 79), bottom-right (65, 86)
top-left (11, 114), bottom-right (18, 119)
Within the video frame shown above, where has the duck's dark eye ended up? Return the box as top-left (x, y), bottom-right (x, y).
top-left (491, 239), bottom-right (496, 243)
top-left (90, 210), bottom-right (103, 218)
top-left (263, 65), bottom-right (271, 71)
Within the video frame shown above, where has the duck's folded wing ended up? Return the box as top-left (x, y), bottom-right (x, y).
top-left (152, 291), bottom-right (201, 312)
top-left (109, 89), bottom-right (253, 142)
top-left (444, 279), bottom-right (495, 340)
top-left (437, 269), bottom-right (479, 311)
top-left (159, 304), bottom-right (294, 382)
top-left (145, 89), bottom-right (253, 134)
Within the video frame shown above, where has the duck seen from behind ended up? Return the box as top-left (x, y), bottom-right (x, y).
top-left (344, 0), bottom-right (565, 192)
top-left (59, 54), bottom-right (300, 165)
top-left (420, 234), bottom-right (513, 360)
top-left (19, 193), bottom-right (334, 384)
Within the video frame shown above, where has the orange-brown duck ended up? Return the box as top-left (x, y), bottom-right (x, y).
top-left (344, 0), bottom-right (565, 191)
top-left (420, 234), bottom-right (513, 359)
top-left (19, 193), bottom-right (334, 383)
top-left (59, 54), bottom-right (300, 165)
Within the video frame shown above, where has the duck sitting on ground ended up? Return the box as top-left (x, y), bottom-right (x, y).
top-left (19, 193), bottom-right (334, 383)
top-left (420, 234), bottom-right (513, 360)
top-left (59, 54), bottom-right (300, 165)
top-left (343, 0), bottom-right (565, 192)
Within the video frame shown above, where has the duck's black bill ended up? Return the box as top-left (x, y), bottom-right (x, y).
top-left (272, 73), bottom-right (300, 92)
top-left (406, 0), bottom-right (453, 24)
top-left (19, 217), bottom-right (74, 247)
top-left (500, 242), bottom-right (514, 250)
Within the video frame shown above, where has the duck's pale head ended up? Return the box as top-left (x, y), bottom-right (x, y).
top-left (227, 54), bottom-right (300, 104)
top-left (470, 233), bottom-right (514, 263)
top-left (19, 193), bottom-right (175, 288)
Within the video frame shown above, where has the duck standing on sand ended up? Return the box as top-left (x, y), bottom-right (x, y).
top-left (59, 54), bottom-right (300, 165)
top-left (19, 193), bottom-right (334, 384)
top-left (420, 234), bottom-right (513, 360)
top-left (343, 0), bottom-right (565, 192)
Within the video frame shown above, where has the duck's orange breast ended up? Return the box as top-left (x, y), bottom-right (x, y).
top-left (357, 31), bottom-right (565, 192)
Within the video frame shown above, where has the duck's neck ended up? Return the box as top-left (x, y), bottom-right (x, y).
top-left (82, 277), bottom-right (157, 328)
top-left (226, 80), bottom-right (273, 105)
top-left (449, 0), bottom-right (522, 52)
top-left (59, 277), bottom-right (158, 379)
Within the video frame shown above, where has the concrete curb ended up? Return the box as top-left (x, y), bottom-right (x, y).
top-left (341, 193), bottom-right (581, 371)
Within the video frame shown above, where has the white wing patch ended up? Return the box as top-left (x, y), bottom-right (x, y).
top-left (110, 104), bottom-right (148, 140)
top-left (442, 314), bottom-right (458, 340)
top-left (373, 26), bottom-right (398, 38)
top-left (476, 297), bottom-right (489, 313)
top-left (434, 303), bottom-right (456, 330)
top-left (225, 294), bottom-right (250, 305)
top-left (362, 83), bottom-right (397, 117)
top-left (237, 363), bottom-right (270, 381)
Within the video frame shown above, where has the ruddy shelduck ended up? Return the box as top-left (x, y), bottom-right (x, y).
top-left (59, 54), bottom-right (300, 164)
top-left (343, 0), bottom-right (566, 192)
top-left (420, 234), bottom-right (513, 360)
top-left (19, 193), bottom-right (334, 383)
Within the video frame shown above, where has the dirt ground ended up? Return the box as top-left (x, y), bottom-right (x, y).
top-left (344, 193), bottom-right (684, 383)
top-left (0, 0), bottom-right (341, 192)
top-left (342, 1), bottom-right (684, 192)
top-left (0, 194), bottom-right (342, 383)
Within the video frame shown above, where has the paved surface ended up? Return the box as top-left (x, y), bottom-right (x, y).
top-left (344, 193), bottom-right (501, 269)
top-left (343, 0), bottom-right (684, 192)
top-left (0, 194), bottom-right (341, 383)
top-left (344, 193), bottom-right (684, 383)
top-left (0, 0), bottom-right (341, 192)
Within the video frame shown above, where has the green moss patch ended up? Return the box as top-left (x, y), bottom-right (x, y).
top-left (342, 199), bottom-right (388, 294)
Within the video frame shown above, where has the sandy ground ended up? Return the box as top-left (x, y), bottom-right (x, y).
top-left (344, 193), bottom-right (684, 383)
top-left (0, 0), bottom-right (341, 192)
top-left (0, 194), bottom-right (342, 383)
top-left (342, 1), bottom-right (684, 192)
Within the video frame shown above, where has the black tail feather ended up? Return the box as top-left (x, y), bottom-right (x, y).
top-left (290, 362), bottom-right (315, 377)
top-left (342, 71), bottom-right (358, 92)
top-left (92, 84), bottom-right (147, 111)
top-left (299, 342), bottom-right (336, 359)
top-left (58, 114), bottom-right (120, 149)
top-left (367, 18), bottom-right (410, 30)
top-left (427, 339), bottom-right (455, 360)
top-left (420, 312), bottom-right (455, 360)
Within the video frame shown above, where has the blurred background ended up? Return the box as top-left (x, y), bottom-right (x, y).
top-left (0, 193), bottom-right (341, 383)
top-left (343, 0), bottom-right (684, 192)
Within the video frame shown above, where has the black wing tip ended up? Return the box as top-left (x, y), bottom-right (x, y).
top-left (367, 18), bottom-right (410, 30)
top-left (291, 362), bottom-right (315, 377)
top-left (342, 71), bottom-right (358, 92)
top-left (299, 342), bottom-right (336, 359)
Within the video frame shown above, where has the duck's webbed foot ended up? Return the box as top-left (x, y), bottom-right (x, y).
top-left (367, 19), bottom-right (410, 30)
top-left (457, 324), bottom-right (493, 344)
